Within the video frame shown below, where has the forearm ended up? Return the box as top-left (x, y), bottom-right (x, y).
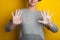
top-left (9, 23), bottom-right (16, 30)
top-left (5, 20), bottom-right (16, 32)
top-left (45, 22), bottom-right (58, 33)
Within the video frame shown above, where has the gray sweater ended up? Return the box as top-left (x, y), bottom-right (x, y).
top-left (5, 9), bottom-right (58, 40)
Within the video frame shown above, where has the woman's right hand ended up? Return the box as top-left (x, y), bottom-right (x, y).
top-left (12, 9), bottom-right (23, 25)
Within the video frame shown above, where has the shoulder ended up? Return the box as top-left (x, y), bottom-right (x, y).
top-left (37, 10), bottom-right (42, 16)
top-left (18, 8), bottom-right (27, 13)
top-left (37, 10), bottom-right (43, 20)
top-left (18, 8), bottom-right (26, 11)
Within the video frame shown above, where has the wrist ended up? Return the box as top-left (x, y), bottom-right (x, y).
top-left (9, 23), bottom-right (16, 30)
top-left (47, 22), bottom-right (53, 28)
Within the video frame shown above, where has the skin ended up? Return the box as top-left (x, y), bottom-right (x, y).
top-left (10, 0), bottom-right (53, 30)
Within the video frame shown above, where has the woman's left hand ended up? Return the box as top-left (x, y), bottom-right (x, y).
top-left (38, 10), bottom-right (53, 25)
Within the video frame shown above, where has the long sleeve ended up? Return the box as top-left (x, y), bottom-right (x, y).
top-left (5, 19), bottom-right (22, 32)
top-left (5, 9), bottom-right (22, 32)
top-left (37, 11), bottom-right (58, 33)
top-left (5, 20), bottom-right (12, 32)
top-left (44, 22), bottom-right (58, 33)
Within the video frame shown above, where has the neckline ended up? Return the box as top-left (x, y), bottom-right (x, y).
top-left (24, 8), bottom-right (38, 13)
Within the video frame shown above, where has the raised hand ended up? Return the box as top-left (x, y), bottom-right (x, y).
top-left (12, 9), bottom-right (23, 25)
top-left (38, 10), bottom-right (53, 25)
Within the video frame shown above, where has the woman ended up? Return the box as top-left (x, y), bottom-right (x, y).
top-left (5, 0), bottom-right (58, 40)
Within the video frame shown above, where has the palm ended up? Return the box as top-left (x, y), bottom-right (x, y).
top-left (38, 10), bottom-right (53, 25)
top-left (12, 10), bottom-right (23, 25)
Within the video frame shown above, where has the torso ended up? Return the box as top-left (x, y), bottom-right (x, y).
top-left (18, 9), bottom-right (44, 40)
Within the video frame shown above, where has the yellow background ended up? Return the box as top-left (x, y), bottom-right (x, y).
top-left (0, 0), bottom-right (60, 40)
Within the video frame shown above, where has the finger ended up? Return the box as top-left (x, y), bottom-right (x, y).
top-left (42, 10), bottom-right (46, 16)
top-left (15, 10), bottom-right (18, 16)
top-left (41, 10), bottom-right (45, 17)
top-left (18, 9), bottom-right (23, 16)
top-left (46, 10), bottom-right (50, 16)
top-left (49, 13), bottom-right (53, 18)
top-left (45, 10), bottom-right (48, 16)
top-left (38, 20), bottom-right (44, 24)
top-left (43, 10), bottom-right (47, 16)
top-left (20, 11), bottom-right (23, 17)
top-left (18, 9), bottom-right (20, 16)
top-left (12, 12), bottom-right (14, 17)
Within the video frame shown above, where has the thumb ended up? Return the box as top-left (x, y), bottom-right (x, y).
top-left (38, 20), bottom-right (44, 24)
